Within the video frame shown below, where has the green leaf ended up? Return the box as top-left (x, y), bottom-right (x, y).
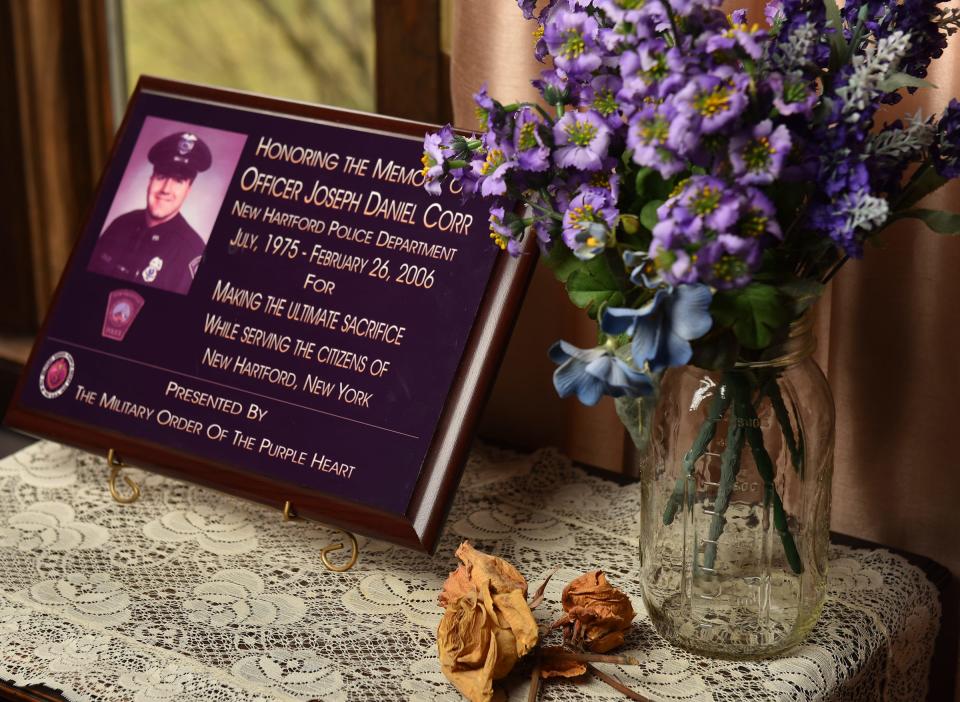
top-left (689, 330), bottom-right (740, 371)
top-left (822, 0), bottom-right (847, 69)
top-left (778, 277), bottom-right (825, 314)
top-left (897, 166), bottom-right (949, 209)
top-left (878, 72), bottom-right (937, 93)
top-left (634, 167), bottom-right (655, 199)
top-left (542, 240), bottom-right (579, 283)
top-left (894, 208), bottom-right (960, 234)
top-left (640, 199), bottom-right (664, 231)
top-left (565, 254), bottom-right (626, 319)
top-left (712, 284), bottom-right (790, 350)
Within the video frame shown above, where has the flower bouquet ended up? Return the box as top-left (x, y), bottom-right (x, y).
top-left (422, 0), bottom-right (960, 657)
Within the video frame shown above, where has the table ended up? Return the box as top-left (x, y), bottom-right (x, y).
top-left (0, 435), bottom-right (950, 701)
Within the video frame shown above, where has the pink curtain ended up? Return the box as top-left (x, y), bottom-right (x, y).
top-left (453, 0), bottom-right (960, 627)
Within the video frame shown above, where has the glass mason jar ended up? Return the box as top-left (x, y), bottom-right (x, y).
top-left (637, 313), bottom-right (834, 658)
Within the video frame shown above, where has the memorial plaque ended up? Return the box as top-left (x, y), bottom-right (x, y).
top-left (5, 77), bottom-right (534, 552)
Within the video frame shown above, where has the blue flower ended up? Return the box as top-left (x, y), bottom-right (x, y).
top-left (601, 285), bottom-right (713, 372)
top-left (549, 341), bottom-right (654, 406)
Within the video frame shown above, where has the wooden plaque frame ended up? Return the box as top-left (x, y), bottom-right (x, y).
top-left (4, 77), bottom-right (536, 553)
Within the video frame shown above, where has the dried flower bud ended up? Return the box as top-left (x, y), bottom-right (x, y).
top-left (558, 570), bottom-right (635, 653)
top-left (437, 542), bottom-right (538, 702)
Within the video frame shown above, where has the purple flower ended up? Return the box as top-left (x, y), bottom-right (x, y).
top-left (809, 185), bottom-right (888, 258)
top-left (738, 189), bottom-right (782, 241)
top-left (581, 74), bottom-right (624, 129)
top-left (655, 176), bottom-right (742, 238)
top-left (696, 234), bottom-right (761, 289)
top-left (618, 43), bottom-right (687, 103)
top-left (934, 99), bottom-right (960, 179)
top-left (517, 0), bottom-right (539, 20)
top-left (513, 107), bottom-right (551, 172)
top-left (601, 285), bottom-right (713, 372)
top-left (562, 191), bottom-right (619, 259)
top-left (488, 206), bottom-right (513, 249)
top-left (420, 125), bottom-right (454, 196)
top-left (674, 69), bottom-right (750, 135)
top-left (472, 84), bottom-right (496, 130)
top-left (729, 120), bottom-right (792, 185)
top-left (553, 111), bottom-right (611, 171)
top-left (533, 68), bottom-right (577, 107)
top-left (646, 177), bottom-right (782, 288)
top-left (473, 135), bottom-right (516, 197)
top-left (766, 72), bottom-right (817, 117)
top-left (597, 0), bottom-right (657, 25)
top-left (892, 0), bottom-right (949, 95)
top-left (549, 340), bottom-right (654, 405)
top-left (705, 17), bottom-right (767, 58)
top-left (543, 11), bottom-right (604, 76)
top-left (648, 243), bottom-right (699, 284)
top-left (764, 0), bottom-right (783, 25)
top-left (627, 103), bottom-right (686, 177)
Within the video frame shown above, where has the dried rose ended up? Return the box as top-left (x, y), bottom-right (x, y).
top-left (437, 542), bottom-right (538, 702)
top-left (439, 541), bottom-right (528, 607)
top-left (557, 570), bottom-right (635, 653)
top-left (538, 646), bottom-right (587, 680)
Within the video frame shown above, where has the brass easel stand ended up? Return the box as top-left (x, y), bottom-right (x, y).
top-left (283, 501), bottom-right (359, 572)
top-left (107, 449), bottom-right (141, 504)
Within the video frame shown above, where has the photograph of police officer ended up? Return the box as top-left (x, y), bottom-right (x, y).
top-left (89, 132), bottom-right (213, 295)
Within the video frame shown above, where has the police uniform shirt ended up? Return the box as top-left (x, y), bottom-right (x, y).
top-left (90, 210), bottom-right (205, 295)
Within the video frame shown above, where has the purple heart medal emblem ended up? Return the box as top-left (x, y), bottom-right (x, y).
top-left (102, 289), bottom-right (145, 341)
top-left (38, 351), bottom-right (75, 399)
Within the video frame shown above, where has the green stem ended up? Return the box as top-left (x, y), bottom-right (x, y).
top-left (763, 377), bottom-right (804, 477)
top-left (702, 411), bottom-right (745, 570)
top-left (524, 197), bottom-right (563, 222)
top-left (664, 5), bottom-right (684, 54)
top-left (820, 254), bottom-right (849, 284)
top-left (662, 377), bottom-right (732, 525)
top-left (735, 376), bottom-right (803, 575)
top-left (893, 160), bottom-right (933, 210)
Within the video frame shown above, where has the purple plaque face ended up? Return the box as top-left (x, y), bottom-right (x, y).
top-left (6, 79), bottom-right (533, 550)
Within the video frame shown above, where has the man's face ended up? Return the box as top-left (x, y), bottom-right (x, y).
top-left (146, 170), bottom-right (192, 223)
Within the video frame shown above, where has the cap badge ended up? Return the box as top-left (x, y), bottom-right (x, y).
top-left (177, 133), bottom-right (198, 155)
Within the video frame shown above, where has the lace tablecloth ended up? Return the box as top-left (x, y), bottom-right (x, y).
top-left (0, 441), bottom-right (940, 701)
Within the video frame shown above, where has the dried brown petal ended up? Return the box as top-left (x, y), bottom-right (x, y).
top-left (440, 563), bottom-right (474, 608)
top-left (560, 571), bottom-right (635, 653)
top-left (439, 541), bottom-right (528, 608)
top-left (539, 646), bottom-right (588, 680)
top-left (437, 546), bottom-right (538, 702)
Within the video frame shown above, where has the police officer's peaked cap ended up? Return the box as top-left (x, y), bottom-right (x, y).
top-left (148, 132), bottom-right (212, 179)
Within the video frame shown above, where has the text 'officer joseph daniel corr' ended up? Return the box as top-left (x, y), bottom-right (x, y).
top-left (90, 132), bottom-right (212, 295)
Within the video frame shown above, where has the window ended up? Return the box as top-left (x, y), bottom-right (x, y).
top-left (120, 0), bottom-right (375, 112)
